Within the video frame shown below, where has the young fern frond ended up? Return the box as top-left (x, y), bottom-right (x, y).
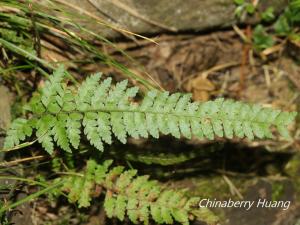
top-left (61, 160), bottom-right (206, 225)
top-left (4, 66), bottom-right (297, 153)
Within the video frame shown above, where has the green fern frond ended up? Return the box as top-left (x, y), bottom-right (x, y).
top-left (4, 67), bottom-right (297, 153)
top-left (124, 151), bottom-right (197, 166)
top-left (0, 27), bottom-right (36, 55)
top-left (61, 160), bottom-right (210, 225)
top-left (111, 144), bottom-right (221, 166)
top-left (3, 118), bottom-right (33, 148)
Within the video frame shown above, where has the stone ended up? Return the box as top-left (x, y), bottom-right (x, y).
top-left (54, 0), bottom-right (288, 38)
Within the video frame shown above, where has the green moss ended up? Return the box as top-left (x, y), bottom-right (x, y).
top-left (191, 176), bottom-right (251, 200)
top-left (271, 182), bottom-right (284, 201)
top-left (285, 153), bottom-right (300, 198)
top-left (285, 154), bottom-right (300, 177)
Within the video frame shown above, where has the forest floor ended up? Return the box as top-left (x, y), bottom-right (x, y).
top-left (1, 28), bottom-right (300, 225)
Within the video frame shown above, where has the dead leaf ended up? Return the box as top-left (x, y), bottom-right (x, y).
top-left (185, 76), bottom-right (215, 101)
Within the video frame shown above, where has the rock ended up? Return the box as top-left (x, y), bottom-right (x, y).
top-left (0, 86), bottom-right (12, 132)
top-left (0, 85), bottom-right (13, 153)
top-left (54, 0), bottom-right (288, 38)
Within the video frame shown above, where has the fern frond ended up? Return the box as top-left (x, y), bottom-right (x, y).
top-left (41, 65), bottom-right (66, 108)
top-left (61, 160), bottom-right (211, 225)
top-left (4, 67), bottom-right (297, 153)
top-left (3, 118), bottom-right (33, 149)
top-left (111, 144), bottom-right (221, 166)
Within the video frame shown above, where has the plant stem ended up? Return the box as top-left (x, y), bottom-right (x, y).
top-left (0, 176), bottom-right (48, 188)
top-left (0, 180), bottom-right (64, 214)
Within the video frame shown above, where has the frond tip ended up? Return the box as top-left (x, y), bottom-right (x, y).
top-left (4, 67), bottom-right (297, 153)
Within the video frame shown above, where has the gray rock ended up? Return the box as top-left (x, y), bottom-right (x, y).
top-left (0, 85), bottom-right (13, 152)
top-left (57, 0), bottom-right (288, 38)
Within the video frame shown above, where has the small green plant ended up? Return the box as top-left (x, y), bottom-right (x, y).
top-left (253, 0), bottom-right (300, 51)
top-left (234, 0), bottom-right (300, 51)
top-left (253, 25), bottom-right (275, 51)
top-left (261, 7), bottom-right (275, 22)
top-left (2, 66), bottom-right (297, 224)
top-left (234, 0), bottom-right (256, 17)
